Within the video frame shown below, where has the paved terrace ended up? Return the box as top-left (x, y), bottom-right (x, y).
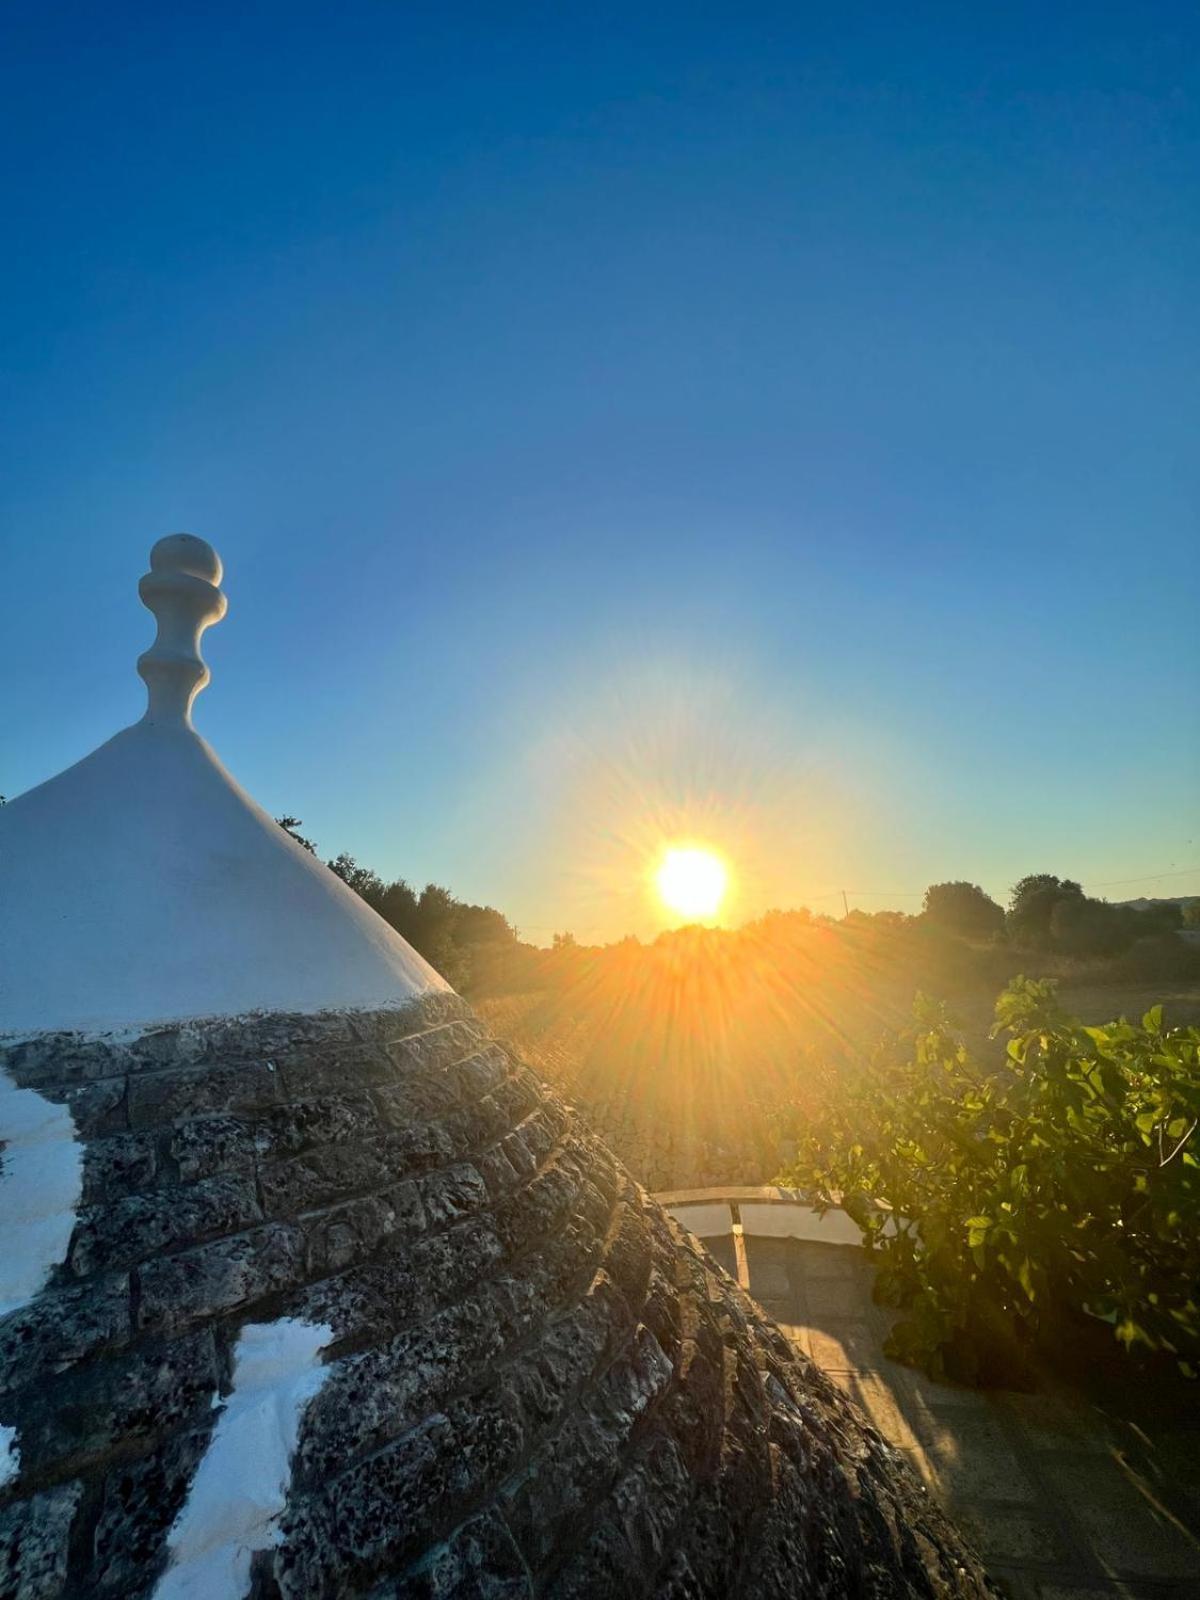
top-left (658, 1187), bottom-right (1200, 1600)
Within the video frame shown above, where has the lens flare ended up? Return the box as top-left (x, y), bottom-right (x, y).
top-left (655, 846), bottom-right (729, 921)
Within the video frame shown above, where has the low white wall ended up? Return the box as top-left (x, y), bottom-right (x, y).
top-left (666, 1196), bottom-right (867, 1247)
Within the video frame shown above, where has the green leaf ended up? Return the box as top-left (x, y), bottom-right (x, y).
top-left (967, 1218), bottom-right (991, 1250)
top-left (1116, 1317), bottom-right (1153, 1352)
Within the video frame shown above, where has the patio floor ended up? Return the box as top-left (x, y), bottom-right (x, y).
top-left (705, 1231), bottom-right (1200, 1599)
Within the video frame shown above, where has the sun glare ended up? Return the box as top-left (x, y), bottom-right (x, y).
top-left (655, 846), bottom-right (729, 922)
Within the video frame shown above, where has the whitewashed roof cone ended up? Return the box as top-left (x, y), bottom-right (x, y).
top-left (0, 535), bottom-right (443, 1037)
top-left (0, 539), bottom-right (992, 1600)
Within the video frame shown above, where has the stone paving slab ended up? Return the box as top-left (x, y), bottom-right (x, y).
top-left (950, 1502), bottom-right (1079, 1570)
top-left (739, 1234), bottom-right (1200, 1597)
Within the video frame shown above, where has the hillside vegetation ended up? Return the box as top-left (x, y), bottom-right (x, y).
top-left (277, 821), bottom-right (1200, 1189)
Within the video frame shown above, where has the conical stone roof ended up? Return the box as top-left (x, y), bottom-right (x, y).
top-left (0, 539), bottom-right (993, 1599)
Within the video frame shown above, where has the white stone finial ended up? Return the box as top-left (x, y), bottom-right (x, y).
top-left (137, 535), bottom-right (227, 726)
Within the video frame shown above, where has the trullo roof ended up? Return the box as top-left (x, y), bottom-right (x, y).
top-left (0, 538), bottom-right (992, 1600)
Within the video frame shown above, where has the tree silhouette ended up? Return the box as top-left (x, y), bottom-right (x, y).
top-left (275, 815), bottom-right (316, 854)
top-left (922, 882), bottom-right (1004, 938)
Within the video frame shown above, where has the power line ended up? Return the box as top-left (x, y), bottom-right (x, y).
top-left (1082, 864), bottom-right (1200, 888)
top-left (832, 888), bottom-right (925, 900)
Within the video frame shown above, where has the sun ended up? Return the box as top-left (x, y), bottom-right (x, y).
top-left (655, 845), bottom-right (729, 921)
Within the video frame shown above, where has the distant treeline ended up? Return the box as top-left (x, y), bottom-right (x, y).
top-left (276, 818), bottom-right (1200, 995)
top-left (913, 874), bottom-right (1196, 962)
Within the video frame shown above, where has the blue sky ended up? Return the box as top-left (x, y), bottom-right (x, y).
top-left (2, 2), bottom-right (1197, 940)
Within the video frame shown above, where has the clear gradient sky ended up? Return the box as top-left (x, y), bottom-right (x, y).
top-left (2, 3), bottom-right (1197, 941)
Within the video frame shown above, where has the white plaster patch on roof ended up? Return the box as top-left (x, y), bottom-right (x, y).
top-left (0, 1072), bottom-right (82, 1317)
top-left (153, 1318), bottom-right (334, 1600)
top-left (0, 1424), bottom-right (18, 1489)
top-left (0, 535), bottom-right (449, 1035)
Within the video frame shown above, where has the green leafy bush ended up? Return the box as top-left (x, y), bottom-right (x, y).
top-left (780, 978), bottom-right (1200, 1384)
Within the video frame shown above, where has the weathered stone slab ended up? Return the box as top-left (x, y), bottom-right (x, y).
top-left (279, 1415), bottom-right (472, 1597)
top-left (127, 1059), bottom-right (280, 1125)
top-left (136, 1223), bottom-right (306, 1333)
top-left (417, 1162), bottom-right (489, 1228)
top-left (386, 1020), bottom-right (486, 1077)
top-left (58, 1076), bottom-right (128, 1136)
top-left (0, 1274), bottom-right (130, 1396)
top-left (89, 1427), bottom-right (213, 1594)
top-left (168, 1113), bottom-right (259, 1181)
top-left (80, 1131), bottom-right (158, 1202)
top-left (381, 1511), bottom-right (532, 1599)
top-left (303, 1190), bottom-right (413, 1275)
top-left (68, 1173), bottom-right (262, 1276)
top-left (11, 1329), bottom-right (219, 1476)
top-left (0, 1481), bottom-right (82, 1598)
top-left (259, 1139), bottom-right (395, 1216)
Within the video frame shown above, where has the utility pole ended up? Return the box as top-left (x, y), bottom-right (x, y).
top-left (841, 888), bottom-right (849, 917)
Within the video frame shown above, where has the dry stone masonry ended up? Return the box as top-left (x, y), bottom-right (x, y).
top-left (0, 539), bottom-right (994, 1598)
top-left (0, 1000), bottom-right (993, 1599)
